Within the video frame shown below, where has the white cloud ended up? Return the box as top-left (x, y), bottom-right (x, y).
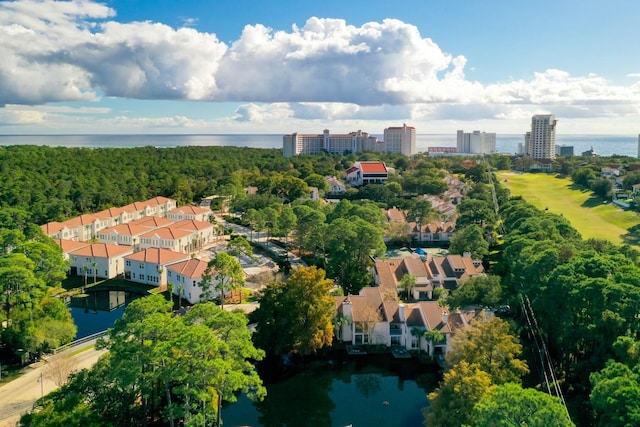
top-left (1, 0), bottom-right (639, 132)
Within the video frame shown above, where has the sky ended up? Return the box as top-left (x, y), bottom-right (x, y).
top-left (1, 0), bottom-right (640, 135)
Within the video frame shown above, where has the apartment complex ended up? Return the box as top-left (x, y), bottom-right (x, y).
top-left (456, 130), bottom-right (496, 154)
top-left (525, 114), bottom-right (558, 159)
top-left (283, 124), bottom-right (415, 157)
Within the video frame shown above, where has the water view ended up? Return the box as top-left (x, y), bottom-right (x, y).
top-left (222, 355), bottom-right (439, 427)
top-left (69, 290), bottom-right (141, 339)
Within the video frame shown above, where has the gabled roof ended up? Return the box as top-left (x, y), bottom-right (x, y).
top-left (141, 227), bottom-right (192, 240)
top-left (62, 214), bottom-right (100, 227)
top-left (125, 248), bottom-right (189, 265)
top-left (359, 162), bottom-right (387, 173)
top-left (171, 219), bottom-right (213, 231)
top-left (55, 239), bottom-right (90, 253)
top-left (167, 258), bottom-right (209, 279)
top-left (41, 222), bottom-right (67, 234)
top-left (99, 223), bottom-right (149, 236)
top-left (168, 205), bottom-right (210, 216)
top-left (70, 243), bottom-right (133, 258)
top-left (130, 216), bottom-right (175, 228)
top-left (94, 206), bottom-right (131, 220)
top-left (417, 301), bottom-right (451, 333)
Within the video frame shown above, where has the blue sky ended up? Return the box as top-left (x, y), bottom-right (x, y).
top-left (1, 0), bottom-right (639, 135)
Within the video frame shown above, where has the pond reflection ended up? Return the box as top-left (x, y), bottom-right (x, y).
top-left (69, 290), bottom-right (140, 338)
top-left (222, 355), bottom-right (438, 427)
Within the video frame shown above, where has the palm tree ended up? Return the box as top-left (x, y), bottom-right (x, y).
top-left (177, 283), bottom-right (184, 307)
top-left (92, 261), bottom-right (97, 285)
top-left (167, 282), bottom-right (175, 306)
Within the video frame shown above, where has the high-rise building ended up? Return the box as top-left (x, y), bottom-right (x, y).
top-left (456, 130), bottom-right (496, 154)
top-left (283, 124), bottom-right (416, 157)
top-left (525, 114), bottom-right (558, 159)
top-left (383, 124), bottom-right (416, 156)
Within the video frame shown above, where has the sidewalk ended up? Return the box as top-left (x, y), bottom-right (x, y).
top-left (0, 342), bottom-right (107, 427)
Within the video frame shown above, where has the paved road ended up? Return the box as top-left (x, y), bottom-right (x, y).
top-left (0, 342), bottom-right (107, 427)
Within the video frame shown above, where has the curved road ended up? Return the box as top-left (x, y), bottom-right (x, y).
top-left (0, 341), bottom-right (107, 427)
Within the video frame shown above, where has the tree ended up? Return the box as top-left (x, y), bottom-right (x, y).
top-left (448, 224), bottom-right (489, 260)
top-left (426, 361), bottom-right (495, 427)
top-left (325, 217), bottom-right (385, 295)
top-left (204, 252), bottom-right (245, 310)
top-left (304, 173), bottom-right (329, 192)
top-left (471, 382), bottom-right (574, 427)
top-left (253, 266), bottom-right (334, 356)
top-left (22, 295), bottom-right (265, 427)
top-left (398, 274), bottom-right (416, 300)
top-left (446, 315), bottom-right (528, 384)
top-left (243, 208), bottom-right (264, 242)
top-left (446, 275), bottom-right (502, 309)
top-left (276, 206), bottom-right (297, 242)
top-left (590, 359), bottom-right (640, 426)
top-left (456, 199), bottom-right (496, 232)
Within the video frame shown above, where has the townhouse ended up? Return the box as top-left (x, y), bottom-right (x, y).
top-left (124, 248), bottom-right (191, 286)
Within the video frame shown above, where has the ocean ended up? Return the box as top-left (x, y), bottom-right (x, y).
top-left (0, 134), bottom-right (637, 158)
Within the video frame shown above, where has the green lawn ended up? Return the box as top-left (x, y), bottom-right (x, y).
top-left (497, 172), bottom-right (640, 246)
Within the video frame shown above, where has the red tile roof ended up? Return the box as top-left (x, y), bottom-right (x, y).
top-left (55, 239), bottom-right (90, 253)
top-left (167, 258), bottom-right (209, 279)
top-left (70, 243), bottom-right (133, 258)
top-left (359, 162), bottom-right (387, 173)
top-left (125, 248), bottom-right (189, 265)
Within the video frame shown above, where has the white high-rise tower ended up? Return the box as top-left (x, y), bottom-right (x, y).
top-left (525, 114), bottom-right (558, 159)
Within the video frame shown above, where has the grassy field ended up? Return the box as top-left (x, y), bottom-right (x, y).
top-left (497, 171), bottom-right (640, 246)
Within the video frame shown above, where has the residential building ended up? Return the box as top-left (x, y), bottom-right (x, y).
top-left (346, 161), bottom-right (388, 186)
top-left (525, 114), bottom-right (558, 159)
top-left (456, 130), bottom-right (496, 154)
top-left (334, 286), bottom-right (484, 357)
top-left (166, 258), bottom-right (213, 304)
top-left (556, 145), bottom-right (574, 157)
top-left (283, 125), bottom-right (416, 157)
top-left (170, 219), bottom-right (217, 249)
top-left (138, 226), bottom-right (194, 253)
top-left (97, 223), bottom-right (150, 247)
top-left (124, 248), bottom-right (190, 286)
top-left (411, 220), bottom-right (456, 244)
top-left (54, 239), bottom-right (90, 260)
top-left (373, 253), bottom-right (485, 300)
top-left (166, 205), bottom-right (212, 222)
top-left (383, 124), bottom-right (416, 156)
top-left (325, 176), bottom-right (346, 194)
top-left (68, 243), bottom-right (134, 280)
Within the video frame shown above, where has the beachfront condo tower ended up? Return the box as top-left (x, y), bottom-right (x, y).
top-left (524, 114), bottom-right (558, 159)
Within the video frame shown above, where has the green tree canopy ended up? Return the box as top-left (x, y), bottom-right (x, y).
top-left (448, 224), bottom-right (489, 260)
top-left (21, 295), bottom-right (264, 427)
top-left (471, 382), bottom-right (574, 427)
top-left (446, 315), bottom-right (528, 384)
top-left (253, 266), bottom-right (334, 356)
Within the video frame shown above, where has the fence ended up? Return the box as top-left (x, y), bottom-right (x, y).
top-left (51, 330), bottom-right (108, 355)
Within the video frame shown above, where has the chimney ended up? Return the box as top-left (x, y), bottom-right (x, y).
top-left (398, 303), bottom-right (406, 322)
top-left (442, 310), bottom-right (448, 326)
top-left (342, 295), bottom-right (352, 318)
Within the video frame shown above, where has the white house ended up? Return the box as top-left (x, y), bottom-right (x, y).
top-left (325, 176), bottom-right (347, 194)
top-left (166, 205), bottom-right (212, 222)
top-left (346, 161), bottom-right (388, 186)
top-left (54, 239), bottom-right (90, 260)
top-left (97, 223), bottom-right (150, 247)
top-left (166, 258), bottom-right (215, 304)
top-left (334, 286), bottom-right (483, 358)
top-left (124, 248), bottom-right (190, 286)
top-left (138, 227), bottom-right (194, 253)
top-left (170, 219), bottom-right (217, 249)
top-left (69, 243), bottom-right (134, 280)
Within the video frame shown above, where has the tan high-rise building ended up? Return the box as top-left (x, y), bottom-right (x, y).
top-left (525, 114), bottom-right (558, 159)
top-left (383, 123), bottom-right (416, 156)
top-left (283, 124), bottom-right (416, 157)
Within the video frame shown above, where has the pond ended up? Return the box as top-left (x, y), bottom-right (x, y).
top-left (69, 290), bottom-right (141, 338)
top-left (222, 353), bottom-right (440, 427)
